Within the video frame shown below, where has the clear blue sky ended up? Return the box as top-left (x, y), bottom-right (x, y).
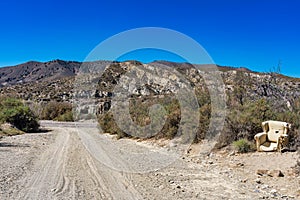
top-left (0, 0), bottom-right (299, 77)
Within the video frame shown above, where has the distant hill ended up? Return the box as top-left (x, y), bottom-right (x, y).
top-left (0, 60), bottom-right (80, 87)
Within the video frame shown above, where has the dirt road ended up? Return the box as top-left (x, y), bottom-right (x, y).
top-left (0, 122), bottom-right (299, 199)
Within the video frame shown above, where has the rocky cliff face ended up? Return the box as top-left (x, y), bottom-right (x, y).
top-left (92, 61), bottom-right (300, 113)
top-left (222, 70), bottom-right (300, 111)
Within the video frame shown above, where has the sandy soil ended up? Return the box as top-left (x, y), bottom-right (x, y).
top-left (0, 123), bottom-right (299, 200)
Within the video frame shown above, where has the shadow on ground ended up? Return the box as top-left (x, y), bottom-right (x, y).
top-left (26, 128), bottom-right (52, 134)
top-left (0, 142), bottom-right (30, 148)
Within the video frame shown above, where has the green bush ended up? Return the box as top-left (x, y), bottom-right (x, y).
top-left (0, 97), bottom-right (39, 132)
top-left (41, 101), bottom-right (74, 121)
top-left (232, 139), bottom-right (255, 153)
top-left (98, 111), bottom-right (127, 139)
top-left (55, 110), bottom-right (74, 122)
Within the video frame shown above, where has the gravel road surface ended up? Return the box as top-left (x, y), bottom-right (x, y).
top-left (0, 122), bottom-right (299, 199)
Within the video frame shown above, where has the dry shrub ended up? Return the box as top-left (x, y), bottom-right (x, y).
top-left (41, 101), bottom-right (73, 121)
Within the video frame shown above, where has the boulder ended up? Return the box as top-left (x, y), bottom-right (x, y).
top-left (268, 170), bottom-right (284, 177)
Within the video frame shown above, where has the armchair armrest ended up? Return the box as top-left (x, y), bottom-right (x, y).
top-left (254, 132), bottom-right (267, 151)
top-left (254, 132), bottom-right (267, 142)
top-left (280, 134), bottom-right (288, 138)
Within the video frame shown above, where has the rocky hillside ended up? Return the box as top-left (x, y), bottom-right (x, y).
top-left (1, 60), bottom-right (300, 108)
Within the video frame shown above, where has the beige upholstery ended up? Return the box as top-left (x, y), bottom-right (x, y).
top-left (254, 121), bottom-right (291, 152)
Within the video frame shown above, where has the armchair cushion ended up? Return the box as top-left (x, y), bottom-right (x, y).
top-left (259, 142), bottom-right (278, 152)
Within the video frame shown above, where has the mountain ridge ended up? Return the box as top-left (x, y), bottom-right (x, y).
top-left (1, 59), bottom-right (296, 88)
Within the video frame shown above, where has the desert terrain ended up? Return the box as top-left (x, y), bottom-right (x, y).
top-left (0, 121), bottom-right (299, 200)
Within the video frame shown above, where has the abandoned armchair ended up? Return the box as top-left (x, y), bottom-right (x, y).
top-left (254, 121), bottom-right (291, 152)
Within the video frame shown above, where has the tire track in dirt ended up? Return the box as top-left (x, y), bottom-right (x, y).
top-left (12, 128), bottom-right (71, 200)
top-left (76, 128), bottom-right (143, 199)
top-left (6, 127), bottom-right (143, 200)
